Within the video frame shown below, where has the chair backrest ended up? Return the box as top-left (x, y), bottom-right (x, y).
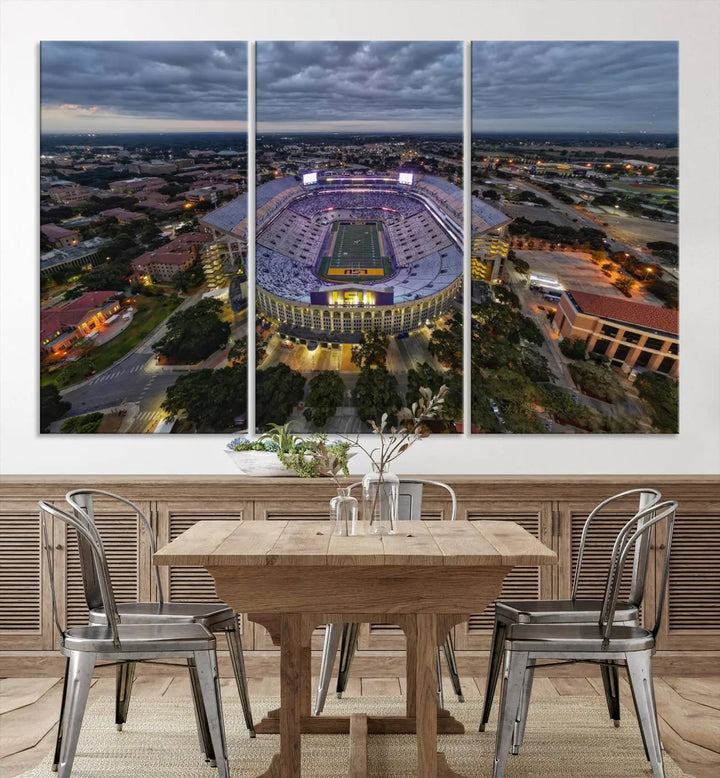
top-left (348, 478), bottom-right (457, 521)
top-left (572, 488), bottom-right (662, 606)
top-left (66, 489), bottom-right (164, 606)
top-left (38, 499), bottom-right (122, 646)
top-left (599, 499), bottom-right (677, 641)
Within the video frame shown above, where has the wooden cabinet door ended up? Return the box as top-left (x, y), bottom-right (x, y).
top-left (0, 502), bottom-right (55, 650)
top-left (653, 501), bottom-right (720, 651)
top-left (157, 500), bottom-right (254, 647)
top-left (452, 501), bottom-right (553, 650)
top-left (58, 496), bottom-right (154, 648)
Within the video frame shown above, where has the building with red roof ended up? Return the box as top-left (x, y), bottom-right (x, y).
top-left (555, 289), bottom-right (678, 378)
top-left (99, 208), bottom-right (146, 224)
top-left (40, 291), bottom-right (121, 355)
top-left (131, 232), bottom-right (211, 284)
top-left (41, 223), bottom-right (78, 248)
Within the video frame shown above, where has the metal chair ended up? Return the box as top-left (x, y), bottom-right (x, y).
top-left (59, 489), bottom-right (253, 747)
top-left (493, 499), bottom-right (677, 778)
top-left (314, 478), bottom-right (462, 716)
top-left (39, 500), bottom-right (230, 778)
top-left (480, 487), bottom-right (662, 733)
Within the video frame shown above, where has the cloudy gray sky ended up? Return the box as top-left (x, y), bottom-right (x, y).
top-left (256, 41), bottom-right (462, 133)
top-left (472, 41), bottom-right (678, 134)
top-left (41, 42), bottom-right (247, 133)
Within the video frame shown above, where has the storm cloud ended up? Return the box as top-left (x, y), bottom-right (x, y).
top-left (41, 42), bottom-right (247, 132)
top-left (257, 41), bottom-right (462, 132)
top-left (472, 41), bottom-right (678, 133)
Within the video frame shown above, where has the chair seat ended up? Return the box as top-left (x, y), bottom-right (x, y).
top-left (506, 622), bottom-right (655, 653)
top-left (63, 622), bottom-right (216, 653)
top-left (88, 601), bottom-right (235, 627)
top-left (496, 597), bottom-right (639, 624)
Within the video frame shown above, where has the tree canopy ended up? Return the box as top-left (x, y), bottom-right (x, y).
top-left (306, 370), bottom-right (346, 427)
top-left (152, 297), bottom-right (230, 364)
top-left (353, 365), bottom-right (401, 429)
top-left (162, 364), bottom-right (246, 432)
top-left (255, 363), bottom-right (306, 430)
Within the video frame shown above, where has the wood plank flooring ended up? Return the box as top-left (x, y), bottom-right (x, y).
top-left (1, 675), bottom-right (718, 778)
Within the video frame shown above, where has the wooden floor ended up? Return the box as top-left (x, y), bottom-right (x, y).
top-left (1, 674), bottom-right (718, 778)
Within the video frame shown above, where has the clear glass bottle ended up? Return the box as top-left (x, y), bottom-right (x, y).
top-left (362, 465), bottom-right (399, 535)
top-left (330, 486), bottom-right (358, 537)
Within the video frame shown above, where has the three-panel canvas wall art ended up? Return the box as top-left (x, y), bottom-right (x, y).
top-left (39, 41), bottom-right (679, 435)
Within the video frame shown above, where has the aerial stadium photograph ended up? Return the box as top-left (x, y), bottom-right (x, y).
top-left (470, 41), bottom-right (679, 434)
top-left (39, 42), bottom-right (249, 434)
top-left (208, 39), bottom-right (507, 434)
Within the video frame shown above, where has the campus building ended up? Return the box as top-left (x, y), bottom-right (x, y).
top-left (40, 291), bottom-right (121, 355)
top-left (555, 289), bottom-right (679, 378)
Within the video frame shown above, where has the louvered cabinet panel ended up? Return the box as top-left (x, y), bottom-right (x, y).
top-left (654, 504), bottom-right (720, 650)
top-left (157, 501), bottom-right (254, 647)
top-left (0, 506), bottom-right (54, 649)
top-left (62, 506), bottom-right (148, 633)
top-left (453, 502), bottom-right (553, 650)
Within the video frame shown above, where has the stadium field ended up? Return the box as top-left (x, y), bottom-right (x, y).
top-left (318, 221), bottom-right (393, 280)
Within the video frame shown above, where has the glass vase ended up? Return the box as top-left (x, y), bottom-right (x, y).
top-left (362, 466), bottom-right (399, 535)
top-left (330, 486), bottom-right (358, 537)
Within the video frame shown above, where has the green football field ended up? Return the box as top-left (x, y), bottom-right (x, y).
top-left (329, 221), bottom-right (383, 269)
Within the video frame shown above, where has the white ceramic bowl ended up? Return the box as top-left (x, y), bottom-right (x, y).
top-left (225, 450), bottom-right (295, 477)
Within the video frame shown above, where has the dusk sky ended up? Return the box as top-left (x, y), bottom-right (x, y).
top-left (41, 42), bottom-right (247, 133)
top-left (472, 41), bottom-right (678, 134)
top-left (256, 41), bottom-right (463, 133)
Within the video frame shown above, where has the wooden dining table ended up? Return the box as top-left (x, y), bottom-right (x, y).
top-left (154, 518), bottom-right (557, 778)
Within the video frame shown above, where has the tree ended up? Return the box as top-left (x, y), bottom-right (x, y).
top-left (172, 262), bottom-right (205, 293)
top-left (306, 371), bottom-right (345, 427)
top-left (255, 363), bottom-right (306, 429)
top-left (40, 384), bottom-right (71, 432)
top-left (162, 364), bottom-right (247, 432)
top-left (559, 337), bottom-right (587, 360)
top-left (635, 372), bottom-right (678, 433)
top-left (352, 365), bottom-right (401, 429)
top-left (152, 297), bottom-right (230, 364)
top-left (493, 285), bottom-right (520, 309)
top-left (406, 362), bottom-right (462, 424)
top-left (350, 330), bottom-right (389, 369)
top-left (60, 412), bottom-right (103, 434)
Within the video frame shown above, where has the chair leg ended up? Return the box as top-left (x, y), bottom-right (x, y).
top-left (480, 618), bottom-right (507, 731)
top-left (115, 661), bottom-right (136, 731)
top-left (512, 659), bottom-right (536, 755)
top-left (436, 649), bottom-right (444, 708)
top-left (188, 658), bottom-right (215, 765)
top-left (493, 650), bottom-right (529, 778)
top-left (336, 622), bottom-right (360, 698)
top-left (600, 660), bottom-right (621, 726)
top-left (626, 651), bottom-right (665, 778)
top-left (442, 632), bottom-right (464, 702)
top-left (314, 623), bottom-right (342, 715)
top-left (194, 650), bottom-right (229, 778)
top-left (225, 620), bottom-right (255, 736)
top-left (52, 656), bottom-right (71, 771)
top-left (56, 651), bottom-right (95, 778)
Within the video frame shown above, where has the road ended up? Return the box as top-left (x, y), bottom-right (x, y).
top-left (56, 291), bottom-right (247, 433)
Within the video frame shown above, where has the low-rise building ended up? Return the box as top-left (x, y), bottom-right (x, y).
top-left (40, 291), bottom-right (121, 355)
top-left (131, 232), bottom-right (212, 284)
top-left (99, 208), bottom-right (146, 224)
top-left (183, 183), bottom-right (238, 204)
top-left (108, 177), bottom-right (166, 193)
top-left (40, 236), bottom-right (110, 276)
top-left (41, 223), bottom-right (78, 248)
top-left (554, 289), bottom-right (678, 378)
top-left (47, 182), bottom-right (95, 205)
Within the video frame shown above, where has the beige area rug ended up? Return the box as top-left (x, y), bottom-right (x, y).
top-left (19, 694), bottom-right (689, 778)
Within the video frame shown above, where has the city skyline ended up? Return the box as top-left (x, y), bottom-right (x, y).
top-left (41, 42), bottom-right (248, 133)
top-left (472, 41), bottom-right (678, 134)
top-left (257, 41), bottom-right (463, 133)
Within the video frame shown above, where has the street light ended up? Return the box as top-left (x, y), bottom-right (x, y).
top-left (644, 267), bottom-right (654, 280)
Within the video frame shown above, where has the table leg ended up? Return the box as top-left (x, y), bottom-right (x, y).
top-left (416, 612), bottom-right (438, 778)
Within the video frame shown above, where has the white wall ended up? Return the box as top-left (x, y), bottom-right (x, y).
top-left (1, 0), bottom-right (719, 475)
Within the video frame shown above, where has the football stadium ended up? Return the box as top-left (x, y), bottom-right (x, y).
top-left (201, 171), bottom-right (509, 343)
